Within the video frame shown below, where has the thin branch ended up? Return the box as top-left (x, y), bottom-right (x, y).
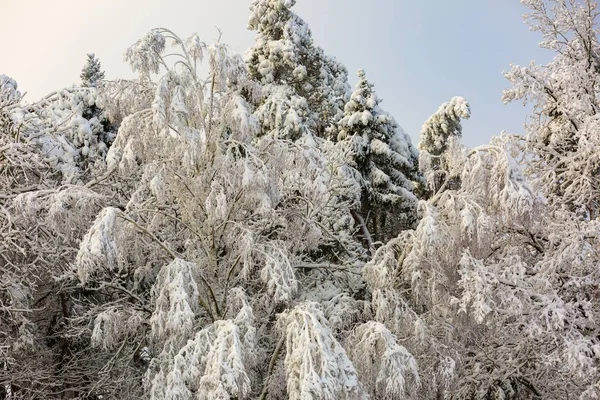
top-left (117, 214), bottom-right (177, 259)
top-left (350, 209), bottom-right (374, 253)
top-left (259, 336), bottom-right (285, 400)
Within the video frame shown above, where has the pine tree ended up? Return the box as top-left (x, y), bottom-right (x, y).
top-left (80, 53), bottom-right (105, 88)
top-left (418, 96), bottom-right (470, 195)
top-left (338, 69), bottom-right (421, 243)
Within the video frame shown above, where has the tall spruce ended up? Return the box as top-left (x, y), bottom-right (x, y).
top-left (338, 69), bottom-right (421, 243)
top-left (80, 53), bottom-right (105, 88)
top-left (245, 0), bottom-right (349, 140)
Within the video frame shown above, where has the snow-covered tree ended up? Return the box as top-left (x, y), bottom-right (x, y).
top-left (40, 25), bottom-right (368, 399)
top-left (338, 69), bottom-right (421, 243)
top-left (352, 2), bottom-right (600, 394)
top-left (11, 86), bottom-right (115, 179)
top-left (0, 75), bottom-right (22, 138)
top-left (418, 96), bottom-right (470, 195)
top-left (80, 53), bottom-right (114, 147)
top-left (80, 53), bottom-right (106, 88)
top-left (503, 0), bottom-right (600, 218)
top-left (0, 75), bottom-right (108, 398)
top-left (246, 0), bottom-right (350, 140)
top-left (1, 59), bottom-right (115, 182)
top-left (364, 131), bottom-right (600, 398)
top-left (0, 74), bottom-right (22, 108)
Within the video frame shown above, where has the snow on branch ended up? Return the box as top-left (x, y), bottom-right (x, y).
top-left (277, 302), bottom-right (366, 400)
top-left (149, 258), bottom-right (205, 348)
top-left (347, 321), bottom-right (420, 399)
top-left (148, 297), bottom-right (256, 400)
top-left (75, 207), bottom-right (120, 284)
top-left (90, 307), bottom-right (145, 350)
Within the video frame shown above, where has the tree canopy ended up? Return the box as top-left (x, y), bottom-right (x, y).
top-left (2, 0), bottom-right (600, 399)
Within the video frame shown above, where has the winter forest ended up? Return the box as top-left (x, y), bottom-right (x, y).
top-left (2, 0), bottom-right (600, 398)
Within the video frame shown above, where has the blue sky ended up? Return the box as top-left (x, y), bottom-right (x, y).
top-left (2, 0), bottom-right (550, 146)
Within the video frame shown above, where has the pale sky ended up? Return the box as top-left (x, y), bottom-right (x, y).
top-left (1, 0), bottom-right (550, 146)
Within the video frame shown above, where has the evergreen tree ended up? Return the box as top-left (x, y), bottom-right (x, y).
top-left (79, 53), bottom-right (114, 164)
top-left (246, 0), bottom-right (349, 140)
top-left (0, 75), bottom-right (22, 137)
top-left (80, 53), bottom-right (105, 88)
top-left (338, 69), bottom-right (421, 243)
top-left (0, 74), bottom-right (22, 108)
top-left (1, 70), bottom-right (115, 179)
top-left (418, 96), bottom-right (470, 195)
